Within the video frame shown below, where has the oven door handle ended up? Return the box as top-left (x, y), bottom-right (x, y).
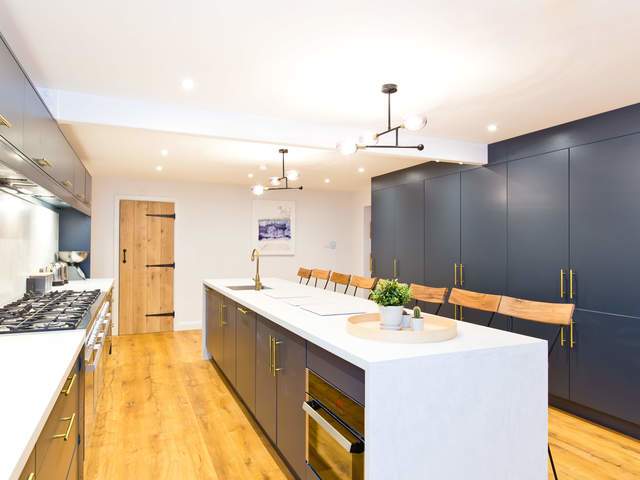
top-left (302, 400), bottom-right (364, 454)
top-left (86, 341), bottom-right (104, 372)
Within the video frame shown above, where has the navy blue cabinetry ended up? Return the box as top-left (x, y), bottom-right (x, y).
top-left (425, 173), bottom-right (460, 317)
top-left (460, 163), bottom-right (508, 329)
top-left (371, 187), bottom-right (396, 280)
top-left (507, 150), bottom-right (571, 398)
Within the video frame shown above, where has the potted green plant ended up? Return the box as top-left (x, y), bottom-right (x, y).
top-left (370, 279), bottom-right (411, 329)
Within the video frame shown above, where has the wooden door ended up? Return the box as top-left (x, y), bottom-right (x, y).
top-left (119, 200), bottom-right (175, 334)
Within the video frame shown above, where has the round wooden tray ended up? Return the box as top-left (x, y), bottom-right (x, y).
top-left (346, 313), bottom-right (457, 343)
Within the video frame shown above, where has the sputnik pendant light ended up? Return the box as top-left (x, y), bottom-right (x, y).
top-left (251, 149), bottom-right (303, 196)
top-left (337, 83), bottom-right (426, 155)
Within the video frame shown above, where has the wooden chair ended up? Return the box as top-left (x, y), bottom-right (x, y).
top-left (497, 296), bottom-right (575, 480)
top-left (309, 269), bottom-right (331, 288)
top-left (348, 275), bottom-right (378, 298)
top-left (409, 284), bottom-right (448, 315)
top-left (328, 272), bottom-right (351, 293)
top-left (297, 267), bottom-right (312, 285)
top-left (448, 288), bottom-right (501, 324)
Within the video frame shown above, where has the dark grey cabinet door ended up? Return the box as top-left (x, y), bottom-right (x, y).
top-left (205, 289), bottom-right (223, 365)
top-left (235, 305), bottom-right (256, 413)
top-left (508, 150), bottom-right (571, 398)
top-left (255, 316), bottom-right (277, 441)
top-left (570, 133), bottom-right (640, 317)
top-left (425, 173), bottom-right (460, 317)
top-left (571, 309), bottom-right (640, 425)
top-left (460, 164), bottom-right (508, 328)
top-left (275, 325), bottom-right (307, 479)
top-left (221, 299), bottom-right (237, 385)
top-left (0, 39), bottom-right (24, 150)
top-left (395, 182), bottom-right (424, 285)
top-left (371, 187), bottom-right (396, 279)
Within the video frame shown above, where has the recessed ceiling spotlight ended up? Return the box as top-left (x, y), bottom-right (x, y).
top-left (156, 165), bottom-right (164, 172)
top-left (358, 167), bottom-right (365, 173)
top-left (251, 184), bottom-right (265, 196)
top-left (487, 124), bottom-right (497, 132)
top-left (259, 164), bottom-right (267, 171)
top-left (160, 149), bottom-right (169, 157)
top-left (248, 173), bottom-right (254, 179)
top-left (181, 78), bottom-right (195, 91)
top-left (324, 178), bottom-right (331, 184)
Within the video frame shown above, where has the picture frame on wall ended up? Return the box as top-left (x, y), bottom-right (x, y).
top-left (252, 199), bottom-right (296, 256)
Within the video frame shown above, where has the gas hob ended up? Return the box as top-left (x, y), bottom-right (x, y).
top-left (0, 289), bottom-right (101, 334)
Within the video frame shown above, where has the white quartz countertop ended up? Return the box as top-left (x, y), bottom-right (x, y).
top-left (52, 277), bottom-right (114, 293)
top-left (204, 278), bottom-right (544, 369)
top-left (0, 329), bottom-right (85, 480)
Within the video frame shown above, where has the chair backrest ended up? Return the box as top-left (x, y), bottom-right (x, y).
top-left (310, 268), bottom-right (331, 288)
top-left (348, 275), bottom-right (378, 296)
top-left (297, 267), bottom-right (312, 284)
top-left (448, 288), bottom-right (501, 313)
top-left (497, 296), bottom-right (574, 326)
top-left (329, 272), bottom-right (351, 292)
top-left (409, 283), bottom-right (448, 305)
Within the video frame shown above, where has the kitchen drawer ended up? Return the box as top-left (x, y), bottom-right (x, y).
top-left (307, 342), bottom-right (365, 406)
top-left (36, 366), bottom-right (79, 480)
top-left (18, 449), bottom-right (35, 480)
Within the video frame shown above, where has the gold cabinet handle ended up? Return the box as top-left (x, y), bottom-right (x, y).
top-left (220, 304), bottom-right (227, 326)
top-left (0, 113), bottom-right (12, 128)
top-left (459, 306), bottom-right (463, 321)
top-left (454, 263), bottom-right (458, 287)
top-left (52, 412), bottom-right (75, 441)
top-left (393, 258), bottom-right (398, 278)
top-left (218, 304), bottom-right (223, 327)
top-left (61, 373), bottom-right (76, 396)
top-left (369, 255), bottom-right (373, 274)
top-left (237, 306), bottom-right (248, 315)
top-left (268, 335), bottom-right (274, 375)
top-left (569, 269), bottom-right (575, 300)
top-left (459, 264), bottom-right (464, 286)
top-left (454, 304), bottom-right (457, 320)
top-left (570, 321), bottom-right (575, 349)
top-left (62, 180), bottom-right (73, 188)
top-left (26, 473), bottom-right (35, 480)
top-left (560, 327), bottom-right (565, 347)
top-left (273, 339), bottom-right (282, 376)
top-left (35, 157), bottom-right (52, 168)
top-left (560, 269), bottom-right (565, 299)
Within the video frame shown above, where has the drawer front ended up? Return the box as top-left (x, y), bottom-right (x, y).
top-left (18, 449), bottom-right (35, 480)
top-left (36, 365), bottom-right (79, 479)
top-left (307, 342), bottom-right (365, 406)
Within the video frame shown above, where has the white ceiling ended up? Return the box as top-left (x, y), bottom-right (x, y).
top-left (60, 123), bottom-right (422, 190)
top-left (2, 1), bottom-right (640, 187)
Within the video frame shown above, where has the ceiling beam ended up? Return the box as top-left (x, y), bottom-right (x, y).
top-left (40, 88), bottom-right (487, 165)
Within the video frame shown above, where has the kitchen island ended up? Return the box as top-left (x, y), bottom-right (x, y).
top-left (203, 277), bottom-right (547, 480)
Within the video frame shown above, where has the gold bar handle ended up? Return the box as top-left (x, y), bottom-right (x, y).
top-left (393, 258), bottom-right (398, 278)
top-left (62, 373), bottom-right (76, 396)
top-left (459, 264), bottom-right (464, 286)
top-left (269, 336), bottom-right (275, 375)
top-left (273, 339), bottom-right (282, 376)
top-left (35, 157), bottom-right (52, 168)
top-left (560, 269), bottom-right (565, 299)
top-left (560, 327), bottom-right (565, 347)
top-left (569, 269), bottom-right (575, 300)
top-left (369, 255), bottom-right (373, 274)
top-left (0, 113), bottom-right (12, 128)
top-left (570, 321), bottom-right (575, 348)
top-left (62, 179), bottom-right (73, 188)
top-left (237, 306), bottom-right (248, 315)
top-left (220, 303), bottom-right (227, 326)
top-left (459, 306), bottom-right (463, 321)
top-left (27, 473), bottom-right (35, 480)
top-left (52, 412), bottom-right (75, 441)
top-left (454, 263), bottom-right (458, 287)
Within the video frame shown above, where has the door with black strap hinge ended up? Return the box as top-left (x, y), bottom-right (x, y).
top-left (119, 200), bottom-right (175, 334)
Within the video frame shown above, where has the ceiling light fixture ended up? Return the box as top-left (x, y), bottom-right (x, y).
top-left (247, 173), bottom-right (254, 178)
top-left (324, 178), bottom-right (331, 184)
top-left (358, 167), bottom-right (365, 173)
top-left (338, 83), bottom-right (426, 155)
top-left (160, 149), bottom-right (169, 157)
top-left (181, 78), bottom-right (195, 91)
top-left (487, 124), bottom-right (497, 132)
top-left (251, 149), bottom-right (303, 195)
top-left (156, 165), bottom-right (164, 172)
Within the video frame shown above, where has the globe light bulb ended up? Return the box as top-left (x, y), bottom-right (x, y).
top-left (402, 114), bottom-right (427, 131)
top-left (358, 132), bottom-right (378, 146)
top-left (251, 184), bottom-right (265, 196)
top-left (269, 177), bottom-right (281, 186)
top-left (337, 141), bottom-right (358, 156)
top-left (286, 170), bottom-right (299, 181)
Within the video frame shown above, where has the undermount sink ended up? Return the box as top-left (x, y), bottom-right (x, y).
top-left (227, 285), bottom-right (271, 291)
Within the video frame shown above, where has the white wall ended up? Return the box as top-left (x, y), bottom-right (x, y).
top-left (91, 176), bottom-right (369, 332)
top-left (0, 191), bottom-right (59, 305)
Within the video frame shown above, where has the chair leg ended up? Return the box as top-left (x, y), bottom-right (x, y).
top-left (434, 304), bottom-right (442, 316)
top-left (548, 444), bottom-right (558, 480)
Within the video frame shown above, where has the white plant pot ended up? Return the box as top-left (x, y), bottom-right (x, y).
top-left (378, 305), bottom-right (404, 329)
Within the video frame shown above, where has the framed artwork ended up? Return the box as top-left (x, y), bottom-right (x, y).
top-left (252, 200), bottom-right (296, 255)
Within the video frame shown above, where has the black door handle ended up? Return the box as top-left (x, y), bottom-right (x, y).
top-left (122, 248), bottom-right (127, 264)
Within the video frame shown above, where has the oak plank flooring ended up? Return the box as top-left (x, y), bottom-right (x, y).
top-left (85, 331), bottom-right (639, 479)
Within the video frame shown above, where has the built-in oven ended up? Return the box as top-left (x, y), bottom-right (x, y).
top-left (303, 369), bottom-right (365, 480)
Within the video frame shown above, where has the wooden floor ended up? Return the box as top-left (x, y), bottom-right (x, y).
top-left (85, 330), bottom-right (640, 480)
